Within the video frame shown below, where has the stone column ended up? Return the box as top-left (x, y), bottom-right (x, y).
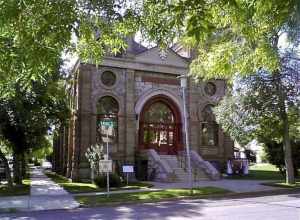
top-left (188, 80), bottom-right (200, 152)
top-left (71, 65), bottom-right (93, 181)
top-left (123, 69), bottom-right (136, 180)
top-left (66, 117), bottom-right (74, 178)
top-left (125, 69), bottom-right (136, 164)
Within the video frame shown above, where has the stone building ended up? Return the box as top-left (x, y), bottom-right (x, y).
top-left (52, 39), bottom-right (234, 182)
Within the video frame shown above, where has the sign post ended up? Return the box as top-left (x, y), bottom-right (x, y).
top-left (99, 160), bottom-right (112, 196)
top-left (122, 165), bottom-right (134, 186)
top-left (106, 127), bottom-right (109, 196)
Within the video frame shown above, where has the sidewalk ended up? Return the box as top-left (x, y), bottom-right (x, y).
top-left (0, 167), bottom-right (79, 212)
top-left (147, 179), bottom-right (277, 193)
top-left (0, 169), bottom-right (285, 212)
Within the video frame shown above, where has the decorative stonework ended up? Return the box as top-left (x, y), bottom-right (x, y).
top-left (204, 82), bottom-right (216, 96)
top-left (101, 71), bottom-right (116, 87)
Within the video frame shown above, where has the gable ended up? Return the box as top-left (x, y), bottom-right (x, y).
top-left (135, 47), bottom-right (189, 68)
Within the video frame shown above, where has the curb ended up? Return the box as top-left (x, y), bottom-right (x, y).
top-left (76, 188), bottom-right (300, 208)
top-left (1, 188), bottom-right (300, 213)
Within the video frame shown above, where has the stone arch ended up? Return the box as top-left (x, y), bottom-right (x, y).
top-left (138, 95), bottom-right (183, 154)
top-left (91, 92), bottom-right (122, 115)
top-left (135, 89), bottom-right (184, 125)
top-left (199, 104), bottom-right (219, 146)
top-left (95, 95), bottom-right (119, 146)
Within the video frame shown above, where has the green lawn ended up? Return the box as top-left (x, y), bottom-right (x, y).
top-left (0, 179), bottom-right (31, 197)
top-left (262, 181), bottom-right (300, 188)
top-left (45, 171), bottom-right (154, 194)
top-left (226, 163), bottom-right (287, 180)
top-left (76, 187), bottom-right (230, 207)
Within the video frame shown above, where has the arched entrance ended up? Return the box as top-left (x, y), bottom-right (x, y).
top-left (139, 95), bottom-right (182, 155)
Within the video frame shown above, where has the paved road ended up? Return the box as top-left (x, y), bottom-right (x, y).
top-left (1, 193), bottom-right (300, 220)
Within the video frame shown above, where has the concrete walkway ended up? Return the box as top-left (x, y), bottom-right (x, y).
top-left (0, 167), bottom-right (79, 212)
top-left (0, 169), bottom-right (280, 212)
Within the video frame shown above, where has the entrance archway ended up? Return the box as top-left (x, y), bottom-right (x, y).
top-left (139, 95), bottom-right (182, 155)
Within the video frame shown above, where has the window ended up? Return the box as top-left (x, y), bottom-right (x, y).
top-left (201, 105), bottom-right (218, 146)
top-left (144, 102), bottom-right (175, 123)
top-left (139, 98), bottom-right (181, 155)
top-left (204, 82), bottom-right (216, 96)
top-left (96, 96), bottom-right (118, 145)
top-left (101, 71), bottom-right (116, 87)
top-left (142, 102), bottom-right (175, 146)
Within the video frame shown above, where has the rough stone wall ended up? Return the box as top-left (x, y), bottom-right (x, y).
top-left (70, 65), bottom-right (93, 181)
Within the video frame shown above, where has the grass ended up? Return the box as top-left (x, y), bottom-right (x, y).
top-left (45, 171), bottom-right (154, 194)
top-left (262, 181), bottom-right (300, 189)
top-left (75, 187), bottom-right (230, 207)
top-left (226, 163), bottom-right (287, 180)
top-left (0, 179), bottom-right (31, 197)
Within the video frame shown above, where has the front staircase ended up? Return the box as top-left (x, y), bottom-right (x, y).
top-left (147, 149), bottom-right (220, 182)
top-left (160, 155), bottom-right (209, 182)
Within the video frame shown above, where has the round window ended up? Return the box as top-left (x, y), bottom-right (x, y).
top-left (204, 82), bottom-right (216, 96)
top-left (101, 71), bottom-right (116, 87)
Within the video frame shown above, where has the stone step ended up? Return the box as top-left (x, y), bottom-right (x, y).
top-left (159, 154), bottom-right (210, 182)
top-left (160, 156), bottom-right (177, 159)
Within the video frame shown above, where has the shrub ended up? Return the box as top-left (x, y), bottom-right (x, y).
top-left (264, 140), bottom-right (300, 177)
top-left (94, 173), bottom-right (122, 188)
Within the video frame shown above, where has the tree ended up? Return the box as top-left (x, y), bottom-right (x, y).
top-left (214, 67), bottom-right (300, 180)
top-left (264, 140), bottom-right (300, 177)
top-left (0, 0), bottom-right (140, 185)
top-left (139, 0), bottom-right (300, 184)
top-left (0, 141), bottom-right (13, 187)
top-left (0, 0), bottom-right (138, 88)
top-left (0, 60), bottom-right (69, 184)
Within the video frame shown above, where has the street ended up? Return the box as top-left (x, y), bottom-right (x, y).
top-left (0, 193), bottom-right (299, 220)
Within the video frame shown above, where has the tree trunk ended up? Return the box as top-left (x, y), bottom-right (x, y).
top-left (0, 149), bottom-right (12, 188)
top-left (282, 111), bottom-right (295, 184)
top-left (13, 152), bottom-right (22, 185)
top-left (273, 69), bottom-right (295, 185)
top-left (21, 152), bottom-right (26, 179)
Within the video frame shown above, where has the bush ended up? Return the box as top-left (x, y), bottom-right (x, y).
top-left (94, 173), bottom-right (122, 188)
top-left (264, 140), bottom-right (300, 177)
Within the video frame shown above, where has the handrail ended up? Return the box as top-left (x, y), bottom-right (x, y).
top-left (147, 149), bottom-right (174, 182)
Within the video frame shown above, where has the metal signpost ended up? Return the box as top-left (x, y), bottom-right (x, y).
top-left (178, 74), bottom-right (193, 193)
top-left (122, 165), bottom-right (134, 185)
top-left (99, 159), bottom-right (112, 196)
top-left (98, 123), bottom-right (113, 197)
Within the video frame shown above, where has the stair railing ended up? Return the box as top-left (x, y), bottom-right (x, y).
top-left (178, 150), bottom-right (221, 181)
top-left (147, 149), bottom-right (175, 182)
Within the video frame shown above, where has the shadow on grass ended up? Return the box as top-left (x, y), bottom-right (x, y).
top-left (0, 179), bottom-right (30, 196)
top-left (75, 187), bottom-right (230, 207)
top-left (226, 170), bottom-right (285, 180)
top-left (45, 171), bottom-right (154, 194)
top-left (262, 181), bottom-right (300, 188)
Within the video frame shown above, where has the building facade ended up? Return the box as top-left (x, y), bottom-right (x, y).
top-left (52, 39), bottom-right (234, 181)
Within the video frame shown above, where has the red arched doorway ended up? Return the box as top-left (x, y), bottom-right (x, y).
top-left (139, 95), bottom-right (182, 155)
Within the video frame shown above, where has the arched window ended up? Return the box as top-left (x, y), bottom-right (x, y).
top-left (96, 96), bottom-right (118, 145)
top-left (201, 105), bottom-right (218, 146)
